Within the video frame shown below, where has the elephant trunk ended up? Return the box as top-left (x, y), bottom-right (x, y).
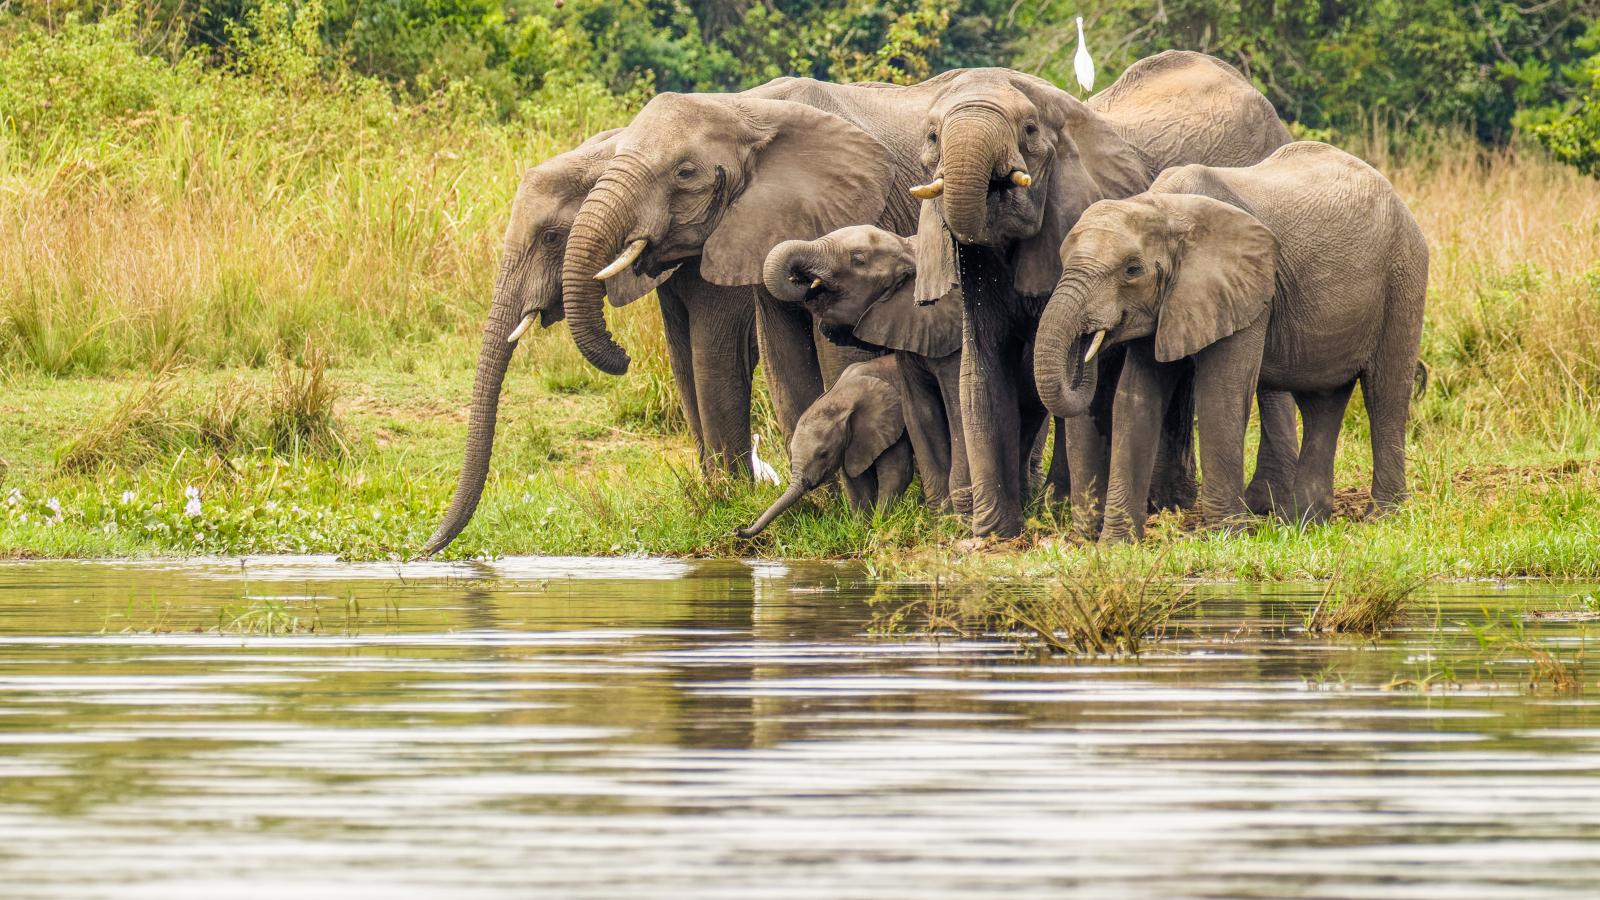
top-left (735, 482), bottom-right (808, 538)
top-left (1034, 268), bottom-right (1104, 419)
top-left (939, 109), bottom-right (1010, 245)
top-left (763, 240), bottom-right (825, 303)
top-left (561, 166), bottom-right (639, 375)
top-left (422, 265), bottom-right (524, 556)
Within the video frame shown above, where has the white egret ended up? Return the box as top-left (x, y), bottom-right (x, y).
top-left (750, 433), bottom-right (782, 486)
top-left (1074, 16), bottom-right (1095, 93)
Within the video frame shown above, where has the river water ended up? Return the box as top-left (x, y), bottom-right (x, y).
top-left (1, 557), bottom-right (1597, 898)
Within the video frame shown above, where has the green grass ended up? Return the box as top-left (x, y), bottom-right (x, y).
top-left (3, 12), bottom-right (1600, 579)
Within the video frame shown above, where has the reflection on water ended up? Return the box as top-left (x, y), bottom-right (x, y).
top-left (1, 557), bottom-right (1597, 898)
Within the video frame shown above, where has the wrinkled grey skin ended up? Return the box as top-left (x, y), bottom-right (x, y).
top-left (421, 130), bottom-right (757, 556)
top-left (1033, 142), bottom-right (1429, 541)
top-left (560, 74), bottom-right (963, 446)
top-left (735, 356), bottom-right (914, 538)
top-left (763, 225), bottom-right (969, 516)
top-left (912, 52), bottom-right (1296, 538)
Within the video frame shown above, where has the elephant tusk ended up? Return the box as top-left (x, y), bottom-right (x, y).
top-left (1009, 169), bottom-right (1033, 188)
top-left (506, 314), bottom-right (535, 344)
top-left (909, 177), bottom-right (945, 200)
top-left (810, 277), bottom-right (825, 290)
top-left (593, 238), bottom-right (647, 281)
top-left (1083, 330), bottom-right (1107, 364)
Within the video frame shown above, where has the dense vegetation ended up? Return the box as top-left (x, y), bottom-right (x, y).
top-left (2, 2), bottom-right (1600, 576)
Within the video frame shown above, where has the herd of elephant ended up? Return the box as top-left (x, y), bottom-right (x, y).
top-left (420, 51), bottom-right (1428, 555)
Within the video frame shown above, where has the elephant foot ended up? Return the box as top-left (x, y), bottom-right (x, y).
top-left (1243, 478), bottom-right (1288, 518)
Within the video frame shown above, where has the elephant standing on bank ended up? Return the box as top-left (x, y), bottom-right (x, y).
top-left (1032, 142), bottom-right (1429, 541)
top-left (735, 356), bottom-right (914, 538)
top-left (556, 74), bottom-right (966, 443)
top-left (912, 52), bottom-right (1295, 538)
top-left (763, 225), bottom-right (968, 515)
top-left (425, 128), bottom-right (713, 550)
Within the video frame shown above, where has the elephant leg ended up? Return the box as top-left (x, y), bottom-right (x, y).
top-left (960, 324), bottom-right (1026, 538)
top-left (1102, 343), bottom-right (1179, 543)
top-left (755, 286), bottom-right (825, 441)
top-left (685, 281), bottom-right (757, 476)
top-left (656, 286), bottom-right (706, 466)
top-left (1362, 296), bottom-right (1424, 514)
top-left (896, 355), bottom-right (952, 510)
top-left (1291, 382), bottom-right (1356, 524)
top-left (1193, 326), bottom-right (1267, 529)
top-left (1065, 344), bottom-right (1126, 539)
top-left (1018, 395), bottom-right (1048, 507)
top-left (1244, 389), bottom-right (1299, 516)
top-left (874, 436), bottom-right (916, 509)
top-left (935, 355), bottom-right (972, 519)
top-left (1044, 418), bottom-right (1071, 505)
top-left (1149, 371), bottom-right (1198, 512)
top-left (842, 470), bottom-right (877, 515)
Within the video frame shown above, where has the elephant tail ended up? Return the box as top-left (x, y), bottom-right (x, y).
top-left (1413, 360), bottom-right (1429, 399)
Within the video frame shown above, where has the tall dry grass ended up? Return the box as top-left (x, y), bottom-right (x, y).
top-left (3, 15), bottom-right (1598, 466)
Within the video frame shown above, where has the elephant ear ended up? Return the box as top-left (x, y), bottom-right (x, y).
top-left (702, 98), bottom-right (894, 288)
top-left (1154, 194), bottom-right (1278, 363)
top-left (855, 278), bottom-right (961, 358)
top-left (604, 265), bottom-right (678, 308)
top-left (913, 197), bottom-right (960, 304)
top-left (843, 380), bottom-right (905, 478)
top-left (1007, 75), bottom-right (1154, 297)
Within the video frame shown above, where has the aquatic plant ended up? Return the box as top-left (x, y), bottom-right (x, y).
top-left (1302, 558), bottom-right (1429, 635)
top-left (876, 552), bottom-right (1197, 656)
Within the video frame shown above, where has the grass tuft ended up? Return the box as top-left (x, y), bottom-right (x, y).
top-left (1303, 558), bottom-right (1430, 635)
top-left (876, 552), bottom-right (1197, 656)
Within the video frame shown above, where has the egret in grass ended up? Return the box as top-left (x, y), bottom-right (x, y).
top-left (750, 433), bottom-right (782, 485)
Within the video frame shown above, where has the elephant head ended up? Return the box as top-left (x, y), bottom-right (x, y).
top-left (422, 130), bottom-right (673, 556)
top-left (735, 361), bottom-right (905, 537)
top-left (561, 91), bottom-right (896, 375)
top-left (911, 69), bottom-right (1152, 301)
top-left (762, 225), bottom-right (960, 358)
top-left (1033, 193), bottom-right (1278, 418)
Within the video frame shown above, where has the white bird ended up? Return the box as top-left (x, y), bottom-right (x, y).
top-left (750, 433), bottom-right (782, 486)
top-left (1074, 16), bottom-right (1095, 94)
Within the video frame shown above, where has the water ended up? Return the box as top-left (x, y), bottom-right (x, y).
top-left (1, 557), bottom-right (1597, 898)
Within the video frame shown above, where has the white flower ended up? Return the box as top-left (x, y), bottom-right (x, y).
top-left (18, 512), bottom-right (26, 524)
top-left (120, 490), bottom-right (137, 504)
top-left (264, 500), bottom-right (279, 512)
top-left (184, 486), bottom-right (200, 500)
top-left (5, 488), bottom-right (20, 508)
top-left (184, 489), bottom-right (202, 518)
top-left (46, 497), bottom-right (60, 514)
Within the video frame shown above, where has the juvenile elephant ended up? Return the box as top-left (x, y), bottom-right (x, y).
top-left (911, 52), bottom-right (1296, 538)
top-left (762, 225), bottom-right (968, 515)
top-left (1032, 142), bottom-right (1428, 541)
top-left (735, 356), bottom-right (914, 538)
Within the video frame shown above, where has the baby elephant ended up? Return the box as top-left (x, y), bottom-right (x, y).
top-left (736, 356), bottom-right (913, 538)
top-left (763, 225), bottom-right (968, 514)
top-left (1033, 141), bottom-right (1428, 541)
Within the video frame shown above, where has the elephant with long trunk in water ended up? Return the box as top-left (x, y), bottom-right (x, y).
top-left (911, 52), bottom-right (1298, 538)
top-left (422, 129), bottom-right (755, 556)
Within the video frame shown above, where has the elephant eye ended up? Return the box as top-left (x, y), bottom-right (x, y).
top-left (676, 165), bottom-right (696, 180)
top-left (1124, 261), bottom-right (1145, 278)
top-left (1024, 122), bottom-right (1039, 136)
top-left (540, 228), bottom-right (562, 246)
top-left (927, 130), bottom-right (938, 143)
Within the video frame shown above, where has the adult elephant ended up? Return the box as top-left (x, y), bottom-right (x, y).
top-left (912, 52), bottom-right (1295, 538)
top-left (558, 74), bottom-right (960, 441)
top-left (422, 130), bottom-right (755, 556)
